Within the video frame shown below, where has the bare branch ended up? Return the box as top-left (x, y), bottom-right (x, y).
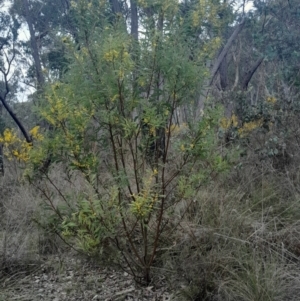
top-left (210, 19), bottom-right (246, 86)
top-left (232, 38), bottom-right (241, 90)
top-left (0, 94), bottom-right (32, 143)
top-left (23, 0), bottom-right (45, 89)
top-left (0, 43), bottom-right (32, 143)
top-left (3, 48), bottom-right (15, 77)
top-left (241, 57), bottom-right (264, 91)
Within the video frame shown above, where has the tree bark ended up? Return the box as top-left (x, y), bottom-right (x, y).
top-left (0, 94), bottom-right (32, 144)
top-left (241, 57), bottom-right (264, 91)
top-left (219, 54), bottom-right (228, 90)
top-left (0, 145), bottom-right (3, 176)
top-left (23, 0), bottom-right (45, 90)
top-left (210, 19), bottom-right (245, 86)
top-left (0, 104), bottom-right (3, 176)
top-left (0, 45), bottom-right (32, 144)
top-left (130, 0), bottom-right (138, 40)
top-left (109, 0), bottom-right (122, 15)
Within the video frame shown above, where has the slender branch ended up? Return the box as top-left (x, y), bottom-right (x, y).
top-left (44, 173), bottom-right (72, 209)
top-left (0, 67), bottom-right (32, 143)
top-left (4, 50), bottom-right (14, 76)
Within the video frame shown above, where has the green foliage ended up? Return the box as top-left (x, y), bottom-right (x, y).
top-left (21, 0), bottom-right (234, 283)
top-left (3, 1), bottom-right (300, 297)
top-left (61, 189), bottom-right (121, 256)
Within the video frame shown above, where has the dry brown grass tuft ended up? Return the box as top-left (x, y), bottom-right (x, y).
top-left (3, 123), bottom-right (300, 301)
top-left (159, 169), bottom-right (300, 300)
top-left (0, 161), bottom-right (65, 277)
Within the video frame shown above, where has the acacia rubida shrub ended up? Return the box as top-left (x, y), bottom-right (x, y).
top-left (4, 2), bottom-right (230, 282)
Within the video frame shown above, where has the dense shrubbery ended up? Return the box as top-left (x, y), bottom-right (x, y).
top-left (2, 0), bottom-right (300, 300)
top-left (0, 5), bottom-right (228, 283)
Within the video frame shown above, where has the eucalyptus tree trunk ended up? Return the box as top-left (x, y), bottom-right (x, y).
top-left (0, 146), bottom-right (3, 176)
top-left (109, 0), bottom-right (122, 15)
top-left (130, 0), bottom-right (138, 40)
top-left (204, 18), bottom-right (263, 119)
top-left (0, 104), bottom-right (3, 176)
top-left (23, 0), bottom-right (45, 90)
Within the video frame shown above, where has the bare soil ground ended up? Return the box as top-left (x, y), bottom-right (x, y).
top-left (0, 254), bottom-right (172, 301)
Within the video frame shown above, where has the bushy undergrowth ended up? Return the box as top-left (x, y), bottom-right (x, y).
top-left (0, 160), bottom-right (57, 277)
top-left (159, 161), bottom-right (300, 300)
top-left (2, 126), bottom-right (300, 299)
top-left (1, 3), bottom-right (300, 299)
top-left (5, 12), bottom-right (228, 284)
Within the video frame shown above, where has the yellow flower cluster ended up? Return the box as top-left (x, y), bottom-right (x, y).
top-left (180, 143), bottom-right (194, 152)
top-left (266, 96), bottom-right (277, 104)
top-left (192, 11), bottom-right (201, 27)
top-left (0, 128), bottom-right (40, 162)
top-left (70, 0), bottom-right (77, 8)
top-left (41, 89), bottom-right (70, 126)
top-left (118, 69), bottom-right (125, 80)
top-left (122, 51), bottom-right (130, 59)
top-left (131, 192), bottom-right (158, 219)
top-left (42, 84), bottom-right (91, 136)
top-left (30, 126), bottom-right (44, 141)
top-left (137, 0), bottom-right (147, 8)
top-left (11, 142), bottom-right (31, 162)
top-left (138, 78), bottom-right (146, 87)
top-left (104, 49), bottom-right (119, 62)
top-left (0, 128), bottom-right (18, 145)
top-left (131, 170), bottom-right (158, 219)
top-left (191, 0), bottom-right (222, 29)
top-left (149, 126), bottom-right (156, 137)
top-left (220, 114), bottom-right (238, 129)
top-left (238, 119), bottom-right (263, 137)
top-left (168, 123), bottom-right (188, 135)
top-left (220, 113), bottom-right (265, 138)
top-left (72, 159), bottom-right (88, 169)
top-left (103, 48), bottom-right (132, 79)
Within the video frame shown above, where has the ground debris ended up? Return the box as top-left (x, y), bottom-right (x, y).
top-left (0, 254), bottom-right (172, 301)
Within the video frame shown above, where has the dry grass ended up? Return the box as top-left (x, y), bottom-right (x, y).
top-left (2, 129), bottom-right (300, 301)
top-left (160, 162), bottom-right (300, 300)
top-left (0, 161), bottom-right (65, 276)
